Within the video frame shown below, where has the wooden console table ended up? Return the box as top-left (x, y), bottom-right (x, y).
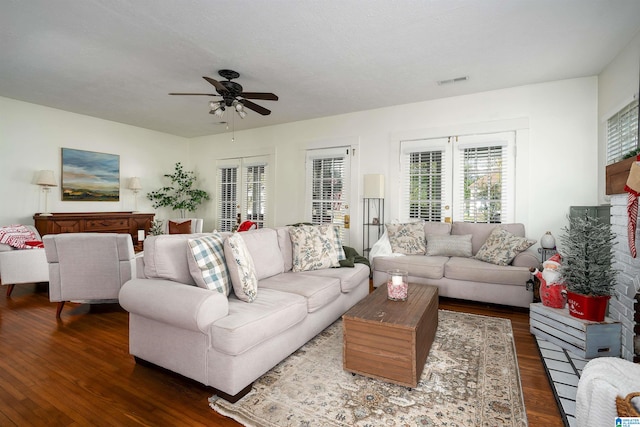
top-left (34, 212), bottom-right (154, 252)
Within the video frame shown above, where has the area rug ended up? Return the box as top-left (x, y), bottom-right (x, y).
top-left (209, 310), bottom-right (527, 426)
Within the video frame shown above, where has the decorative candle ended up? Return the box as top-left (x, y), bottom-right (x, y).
top-left (387, 269), bottom-right (408, 301)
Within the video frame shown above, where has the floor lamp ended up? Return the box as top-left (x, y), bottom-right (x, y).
top-left (36, 170), bottom-right (57, 216)
top-left (129, 177), bottom-right (142, 213)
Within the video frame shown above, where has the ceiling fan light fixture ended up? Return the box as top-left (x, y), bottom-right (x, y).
top-left (237, 110), bottom-right (247, 119)
top-left (209, 100), bottom-right (219, 109)
top-left (213, 106), bottom-right (225, 117)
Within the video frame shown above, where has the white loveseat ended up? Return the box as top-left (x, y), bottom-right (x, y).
top-left (119, 226), bottom-right (370, 401)
top-left (371, 221), bottom-right (539, 308)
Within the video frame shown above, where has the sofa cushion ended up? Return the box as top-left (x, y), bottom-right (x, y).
top-left (259, 273), bottom-right (341, 312)
top-left (144, 233), bottom-right (214, 285)
top-left (186, 234), bottom-right (230, 294)
top-left (210, 288), bottom-right (307, 356)
top-left (444, 256), bottom-right (532, 286)
top-left (237, 228), bottom-right (285, 280)
top-left (293, 263), bottom-right (369, 293)
top-left (386, 222), bottom-right (426, 255)
top-left (474, 227), bottom-right (536, 266)
top-left (451, 222), bottom-right (526, 255)
top-left (423, 221), bottom-right (452, 236)
top-left (373, 255), bottom-right (447, 280)
top-left (426, 234), bottom-right (472, 257)
top-left (289, 225), bottom-right (345, 272)
top-left (224, 233), bottom-right (258, 302)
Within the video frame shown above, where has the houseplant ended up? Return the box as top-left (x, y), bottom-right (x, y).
top-left (147, 162), bottom-right (210, 218)
top-left (558, 214), bottom-right (617, 321)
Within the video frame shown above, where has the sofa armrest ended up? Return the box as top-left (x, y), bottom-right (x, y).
top-left (119, 279), bottom-right (229, 333)
top-left (0, 248), bottom-right (49, 285)
top-left (511, 249), bottom-right (539, 269)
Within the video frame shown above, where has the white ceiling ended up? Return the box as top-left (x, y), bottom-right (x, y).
top-left (2, 0), bottom-right (640, 138)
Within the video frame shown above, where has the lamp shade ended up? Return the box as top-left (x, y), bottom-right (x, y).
top-left (128, 177), bottom-right (142, 191)
top-left (36, 170), bottom-right (57, 187)
top-left (363, 174), bottom-right (385, 198)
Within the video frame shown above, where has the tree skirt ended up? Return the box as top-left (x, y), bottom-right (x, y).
top-left (210, 310), bottom-right (527, 426)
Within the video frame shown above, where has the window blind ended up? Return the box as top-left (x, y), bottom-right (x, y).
top-left (218, 167), bottom-right (238, 232)
top-left (310, 156), bottom-right (346, 226)
top-left (606, 99), bottom-right (639, 164)
top-left (244, 164), bottom-right (266, 228)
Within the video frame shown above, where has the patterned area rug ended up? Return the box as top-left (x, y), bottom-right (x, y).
top-left (209, 310), bottom-right (527, 426)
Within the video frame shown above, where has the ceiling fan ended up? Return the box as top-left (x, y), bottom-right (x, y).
top-left (169, 69), bottom-right (278, 117)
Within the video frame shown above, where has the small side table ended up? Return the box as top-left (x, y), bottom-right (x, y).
top-left (538, 247), bottom-right (558, 262)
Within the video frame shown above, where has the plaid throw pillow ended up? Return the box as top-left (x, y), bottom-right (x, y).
top-left (187, 234), bottom-right (230, 294)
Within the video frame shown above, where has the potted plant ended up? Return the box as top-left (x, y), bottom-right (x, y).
top-left (558, 214), bottom-right (617, 321)
top-left (147, 162), bottom-right (210, 218)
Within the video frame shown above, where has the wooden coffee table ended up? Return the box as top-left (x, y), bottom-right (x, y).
top-left (342, 283), bottom-right (438, 388)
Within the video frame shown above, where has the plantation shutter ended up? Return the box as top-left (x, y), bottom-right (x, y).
top-left (305, 147), bottom-right (351, 245)
top-left (606, 99), bottom-right (639, 164)
top-left (218, 164), bottom-right (238, 232)
top-left (400, 138), bottom-right (450, 222)
top-left (243, 162), bottom-right (267, 228)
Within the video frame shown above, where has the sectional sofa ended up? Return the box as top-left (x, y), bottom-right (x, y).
top-left (371, 221), bottom-right (539, 308)
top-left (119, 226), bottom-right (370, 402)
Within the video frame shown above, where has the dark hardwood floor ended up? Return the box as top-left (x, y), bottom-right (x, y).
top-left (0, 283), bottom-right (563, 426)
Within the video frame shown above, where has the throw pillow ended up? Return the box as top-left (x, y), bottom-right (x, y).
top-left (385, 222), bottom-right (426, 255)
top-left (474, 227), bottom-right (536, 266)
top-left (289, 224), bottom-right (346, 272)
top-left (426, 234), bottom-right (473, 257)
top-left (0, 225), bottom-right (39, 249)
top-left (169, 220), bottom-right (192, 234)
top-left (186, 234), bottom-right (230, 295)
top-left (224, 233), bottom-right (258, 302)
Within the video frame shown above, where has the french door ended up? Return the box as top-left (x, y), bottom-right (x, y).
top-left (217, 156), bottom-right (269, 232)
top-left (305, 147), bottom-right (351, 245)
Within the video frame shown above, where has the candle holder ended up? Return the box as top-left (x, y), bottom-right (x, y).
top-left (387, 269), bottom-right (408, 301)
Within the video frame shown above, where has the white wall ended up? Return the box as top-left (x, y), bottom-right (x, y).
top-left (0, 97), bottom-right (189, 226)
top-left (598, 29), bottom-right (640, 203)
top-left (191, 77), bottom-right (598, 251)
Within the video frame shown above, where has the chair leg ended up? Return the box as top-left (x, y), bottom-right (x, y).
top-left (6, 284), bottom-right (15, 297)
top-left (56, 301), bottom-right (65, 318)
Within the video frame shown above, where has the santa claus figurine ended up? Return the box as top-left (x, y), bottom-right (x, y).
top-left (530, 253), bottom-right (567, 308)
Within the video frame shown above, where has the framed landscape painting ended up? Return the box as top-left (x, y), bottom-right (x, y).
top-left (61, 148), bottom-right (120, 201)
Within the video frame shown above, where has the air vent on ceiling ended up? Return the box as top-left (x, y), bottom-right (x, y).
top-left (437, 76), bottom-right (469, 85)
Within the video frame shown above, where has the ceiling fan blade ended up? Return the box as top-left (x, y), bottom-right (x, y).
top-left (240, 92), bottom-right (279, 101)
top-left (203, 76), bottom-right (229, 94)
top-left (169, 93), bottom-right (219, 96)
top-left (242, 99), bottom-right (271, 115)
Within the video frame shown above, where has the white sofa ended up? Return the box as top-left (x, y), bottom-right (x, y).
top-left (371, 221), bottom-right (539, 308)
top-left (0, 225), bottom-right (49, 296)
top-left (119, 226), bottom-right (370, 401)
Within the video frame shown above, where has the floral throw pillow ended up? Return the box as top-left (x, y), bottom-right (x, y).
top-left (187, 234), bottom-right (230, 295)
top-left (474, 227), bottom-right (536, 266)
top-left (386, 222), bottom-right (426, 255)
top-left (223, 233), bottom-right (258, 302)
top-left (289, 224), bottom-right (346, 272)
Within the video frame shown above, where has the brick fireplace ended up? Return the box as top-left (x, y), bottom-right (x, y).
top-left (609, 194), bottom-right (640, 361)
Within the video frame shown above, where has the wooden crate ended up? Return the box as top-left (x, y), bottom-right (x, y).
top-left (343, 284), bottom-right (438, 387)
top-left (530, 302), bottom-right (621, 358)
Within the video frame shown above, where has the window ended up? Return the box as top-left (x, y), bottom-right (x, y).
top-left (401, 132), bottom-right (515, 223)
top-left (607, 99), bottom-right (639, 164)
top-left (217, 156), bottom-right (269, 231)
top-left (306, 147), bottom-right (351, 245)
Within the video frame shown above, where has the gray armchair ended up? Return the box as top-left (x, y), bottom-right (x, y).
top-left (43, 233), bottom-right (136, 317)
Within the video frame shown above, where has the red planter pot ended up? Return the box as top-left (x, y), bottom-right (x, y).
top-left (566, 291), bottom-right (611, 322)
